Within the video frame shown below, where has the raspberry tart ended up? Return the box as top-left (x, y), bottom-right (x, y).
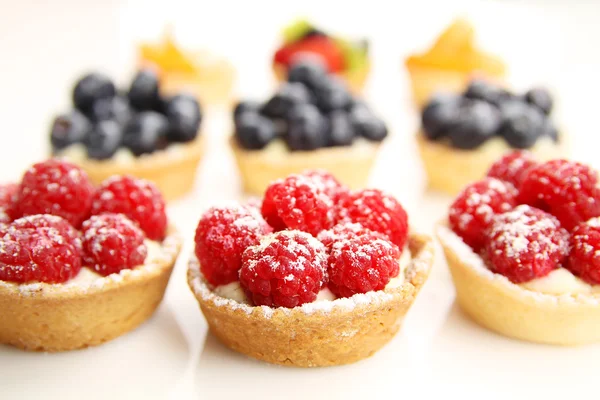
top-left (232, 63), bottom-right (388, 195)
top-left (187, 171), bottom-right (433, 366)
top-left (405, 18), bottom-right (506, 107)
top-left (0, 159), bottom-right (181, 352)
top-left (50, 69), bottom-right (203, 201)
top-left (273, 19), bottom-right (370, 93)
top-left (437, 154), bottom-right (600, 345)
top-left (416, 80), bottom-right (565, 195)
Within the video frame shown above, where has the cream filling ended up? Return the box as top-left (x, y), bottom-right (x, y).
top-left (519, 268), bottom-right (600, 295)
top-left (244, 138), bottom-right (378, 159)
top-left (213, 245), bottom-right (412, 305)
top-left (433, 135), bottom-right (559, 158)
top-left (55, 143), bottom-right (188, 166)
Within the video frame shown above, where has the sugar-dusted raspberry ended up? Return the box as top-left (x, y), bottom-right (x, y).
top-left (195, 205), bottom-right (273, 286)
top-left (90, 175), bottom-right (167, 240)
top-left (518, 159), bottom-right (600, 231)
top-left (486, 150), bottom-right (538, 188)
top-left (0, 224), bottom-right (82, 283)
top-left (260, 173), bottom-right (335, 235)
top-left (337, 189), bottom-right (408, 249)
top-left (567, 217), bottom-right (600, 285)
top-left (484, 205), bottom-right (569, 283)
top-left (18, 159), bottom-right (95, 227)
top-left (11, 214), bottom-right (82, 255)
top-left (327, 231), bottom-right (401, 298)
top-left (302, 170), bottom-right (348, 201)
top-left (317, 222), bottom-right (382, 251)
top-left (240, 230), bottom-right (328, 308)
top-left (0, 183), bottom-right (19, 223)
top-left (81, 213), bottom-right (147, 276)
top-left (449, 178), bottom-right (518, 252)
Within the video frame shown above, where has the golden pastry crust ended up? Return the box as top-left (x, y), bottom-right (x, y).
top-left (437, 225), bottom-right (600, 346)
top-left (230, 137), bottom-right (380, 195)
top-left (0, 229), bottom-right (182, 352)
top-left (187, 233), bottom-right (434, 367)
top-left (272, 63), bottom-right (370, 94)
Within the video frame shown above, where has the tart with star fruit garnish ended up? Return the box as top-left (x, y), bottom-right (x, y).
top-left (416, 79), bottom-right (565, 196)
top-left (437, 153), bottom-right (600, 345)
top-left (231, 61), bottom-right (388, 195)
top-left (187, 170), bottom-right (433, 367)
top-left (50, 69), bottom-right (203, 201)
top-left (405, 18), bottom-right (506, 107)
top-left (272, 19), bottom-right (370, 93)
top-left (0, 159), bottom-right (180, 352)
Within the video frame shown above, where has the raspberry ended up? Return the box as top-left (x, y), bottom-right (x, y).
top-left (0, 183), bottom-right (18, 223)
top-left (337, 189), bottom-right (409, 249)
top-left (302, 170), bottom-right (348, 201)
top-left (81, 213), bottom-right (147, 276)
top-left (327, 231), bottom-right (401, 298)
top-left (195, 205), bottom-right (273, 286)
top-left (11, 214), bottom-right (82, 255)
top-left (484, 205), bottom-right (569, 283)
top-left (260, 173), bottom-right (335, 235)
top-left (518, 159), bottom-right (600, 231)
top-left (0, 223), bottom-right (82, 284)
top-left (449, 178), bottom-right (518, 252)
top-left (18, 159), bottom-right (95, 227)
top-left (567, 217), bottom-right (600, 285)
top-left (90, 175), bottom-right (167, 240)
top-left (239, 230), bottom-right (328, 308)
top-left (317, 222), bottom-right (382, 251)
top-left (486, 150), bottom-right (538, 188)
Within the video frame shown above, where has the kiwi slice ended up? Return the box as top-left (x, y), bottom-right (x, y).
top-left (334, 37), bottom-right (369, 72)
top-left (282, 19), bottom-right (315, 44)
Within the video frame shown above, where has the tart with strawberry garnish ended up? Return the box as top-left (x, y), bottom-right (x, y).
top-left (187, 170), bottom-right (433, 367)
top-left (50, 69), bottom-right (203, 201)
top-left (437, 153), bottom-right (600, 345)
top-left (0, 159), bottom-right (181, 352)
top-left (272, 19), bottom-right (370, 93)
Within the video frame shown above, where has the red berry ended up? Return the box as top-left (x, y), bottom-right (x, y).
top-left (317, 222), bottom-right (382, 251)
top-left (18, 159), bottom-right (95, 227)
top-left (195, 205), bottom-right (273, 286)
top-left (0, 183), bottom-right (19, 223)
top-left (90, 176), bottom-right (167, 240)
top-left (567, 217), bottom-right (600, 285)
top-left (518, 159), bottom-right (600, 231)
top-left (81, 213), bottom-right (147, 276)
top-left (260, 173), bottom-right (336, 236)
top-left (274, 36), bottom-right (345, 73)
top-left (484, 205), bottom-right (569, 284)
top-left (11, 214), bottom-right (82, 255)
top-left (328, 231), bottom-right (401, 298)
top-left (302, 170), bottom-right (348, 201)
top-left (487, 150), bottom-right (538, 188)
top-left (449, 178), bottom-right (518, 252)
top-left (240, 230), bottom-right (328, 308)
top-left (0, 222), bottom-right (82, 284)
top-left (337, 189), bottom-right (409, 249)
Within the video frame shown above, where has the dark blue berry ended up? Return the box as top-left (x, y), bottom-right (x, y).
top-left (497, 101), bottom-right (545, 149)
top-left (165, 94), bottom-right (202, 143)
top-left (128, 69), bottom-right (161, 111)
top-left (286, 104), bottom-right (328, 151)
top-left (287, 58), bottom-right (328, 89)
top-left (464, 79), bottom-right (512, 106)
top-left (73, 73), bottom-right (116, 114)
top-left (123, 111), bottom-right (169, 156)
top-left (261, 82), bottom-right (312, 119)
top-left (234, 111), bottom-right (276, 150)
top-left (327, 110), bottom-right (355, 147)
top-left (234, 100), bottom-right (261, 121)
top-left (91, 96), bottom-right (132, 126)
top-left (349, 106), bottom-right (388, 142)
top-left (446, 100), bottom-right (502, 149)
top-left (524, 87), bottom-right (553, 115)
top-left (313, 77), bottom-right (352, 113)
top-left (50, 110), bottom-right (92, 151)
top-left (541, 118), bottom-right (559, 142)
top-left (421, 94), bottom-right (463, 140)
top-left (86, 120), bottom-right (123, 160)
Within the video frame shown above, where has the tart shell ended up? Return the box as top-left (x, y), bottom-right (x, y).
top-left (187, 233), bottom-right (434, 367)
top-left (437, 225), bottom-right (600, 346)
top-left (272, 63), bottom-right (370, 94)
top-left (0, 229), bottom-right (182, 352)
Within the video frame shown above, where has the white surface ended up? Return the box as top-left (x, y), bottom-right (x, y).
top-left (1, 0), bottom-right (600, 399)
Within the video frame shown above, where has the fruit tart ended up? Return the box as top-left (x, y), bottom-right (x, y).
top-left (0, 159), bottom-right (181, 352)
top-left (416, 79), bottom-right (565, 195)
top-left (437, 153), bottom-right (600, 345)
top-left (405, 18), bottom-right (506, 107)
top-left (273, 19), bottom-right (370, 93)
top-left (50, 69), bottom-right (203, 201)
top-left (187, 170), bottom-right (434, 367)
top-left (231, 60), bottom-right (388, 195)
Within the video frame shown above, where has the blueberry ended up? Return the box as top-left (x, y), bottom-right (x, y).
top-left (235, 111), bottom-right (277, 150)
top-left (73, 73), bottom-right (116, 114)
top-left (327, 110), bottom-right (355, 147)
top-left (349, 106), bottom-right (388, 142)
top-left (128, 69), bottom-right (161, 111)
top-left (234, 100), bottom-right (261, 121)
top-left (261, 82), bottom-right (312, 119)
top-left (287, 58), bottom-right (328, 89)
top-left (542, 118), bottom-right (559, 142)
top-left (165, 94), bottom-right (202, 143)
top-left (286, 103), bottom-right (328, 151)
top-left (524, 87), bottom-right (553, 115)
top-left (446, 100), bottom-right (502, 149)
top-left (421, 94), bottom-right (462, 140)
top-left (464, 79), bottom-right (512, 106)
top-left (497, 101), bottom-right (545, 149)
top-left (123, 111), bottom-right (169, 156)
top-left (86, 120), bottom-right (123, 160)
top-left (91, 96), bottom-right (132, 126)
top-left (313, 77), bottom-right (352, 113)
top-left (50, 110), bottom-right (92, 151)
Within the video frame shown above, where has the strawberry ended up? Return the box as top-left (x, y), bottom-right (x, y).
top-left (274, 36), bottom-right (345, 73)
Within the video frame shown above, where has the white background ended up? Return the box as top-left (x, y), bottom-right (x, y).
top-left (0, 0), bottom-right (599, 399)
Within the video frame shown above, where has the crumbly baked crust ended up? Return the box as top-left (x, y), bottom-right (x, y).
top-left (0, 229), bottom-right (182, 352)
top-left (187, 233), bottom-right (434, 367)
top-left (272, 63), bottom-right (370, 94)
